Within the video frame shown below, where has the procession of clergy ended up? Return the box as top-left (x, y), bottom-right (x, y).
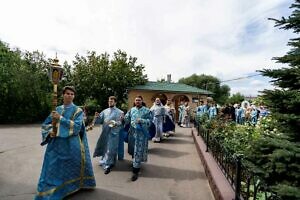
top-left (35, 86), bottom-right (193, 200)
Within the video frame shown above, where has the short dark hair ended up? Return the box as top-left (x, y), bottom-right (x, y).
top-left (109, 96), bottom-right (117, 102)
top-left (133, 95), bottom-right (146, 107)
top-left (135, 95), bottom-right (143, 100)
top-left (63, 86), bottom-right (76, 94)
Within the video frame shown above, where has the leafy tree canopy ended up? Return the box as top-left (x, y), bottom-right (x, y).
top-left (0, 41), bottom-right (53, 123)
top-left (226, 92), bottom-right (245, 105)
top-left (178, 73), bottom-right (230, 105)
top-left (259, 0), bottom-right (300, 140)
top-left (71, 50), bottom-right (147, 111)
top-left (0, 40), bottom-right (147, 122)
top-left (250, 1), bottom-right (300, 198)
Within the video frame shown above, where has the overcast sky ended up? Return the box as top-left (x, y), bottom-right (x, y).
top-left (0, 0), bottom-right (294, 96)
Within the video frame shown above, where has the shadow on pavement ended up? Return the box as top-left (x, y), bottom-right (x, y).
top-left (162, 138), bottom-right (194, 145)
top-left (65, 188), bottom-right (139, 200)
top-left (148, 147), bottom-right (189, 158)
top-left (140, 163), bottom-right (207, 181)
top-left (107, 159), bottom-right (132, 172)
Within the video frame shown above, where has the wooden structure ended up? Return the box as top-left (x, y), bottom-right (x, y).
top-left (127, 81), bottom-right (213, 121)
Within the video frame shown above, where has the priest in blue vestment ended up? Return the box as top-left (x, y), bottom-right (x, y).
top-left (164, 98), bottom-right (176, 135)
top-left (208, 102), bottom-right (217, 120)
top-left (93, 96), bottom-right (124, 174)
top-left (35, 86), bottom-right (96, 200)
top-left (124, 95), bottom-right (152, 181)
top-left (150, 98), bottom-right (166, 142)
top-left (178, 101), bottom-right (184, 126)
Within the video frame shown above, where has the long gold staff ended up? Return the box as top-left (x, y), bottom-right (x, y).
top-left (49, 55), bottom-right (63, 137)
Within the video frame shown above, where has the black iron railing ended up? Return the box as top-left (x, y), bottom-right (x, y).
top-left (196, 125), bottom-right (281, 200)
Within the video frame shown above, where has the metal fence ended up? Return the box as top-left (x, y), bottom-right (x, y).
top-left (197, 125), bottom-right (281, 200)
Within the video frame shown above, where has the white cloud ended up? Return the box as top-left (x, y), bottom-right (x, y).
top-left (229, 83), bottom-right (274, 96)
top-left (0, 0), bottom-right (294, 96)
top-left (249, 80), bottom-right (265, 86)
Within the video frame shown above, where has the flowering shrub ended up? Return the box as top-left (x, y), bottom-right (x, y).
top-left (198, 115), bottom-right (300, 199)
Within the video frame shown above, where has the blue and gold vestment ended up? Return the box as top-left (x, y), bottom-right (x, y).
top-left (124, 106), bottom-right (152, 168)
top-left (35, 103), bottom-right (96, 200)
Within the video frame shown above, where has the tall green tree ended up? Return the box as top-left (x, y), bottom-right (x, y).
top-left (21, 51), bottom-right (53, 120)
top-left (178, 73), bottom-right (230, 105)
top-left (0, 41), bottom-right (23, 122)
top-left (0, 41), bottom-right (147, 122)
top-left (260, 1), bottom-right (300, 139)
top-left (72, 50), bottom-right (147, 111)
top-left (0, 41), bottom-right (53, 123)
top-left (60, 61), bottom-right (73, 87)
top-left (226, 92), bottom-right (245, 104)
top-left (246, 1), bottom-right (300, 199)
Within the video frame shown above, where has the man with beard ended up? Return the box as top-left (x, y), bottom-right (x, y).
top-left (93, 96), bottom-right (124, 174)
top-left (124, 95), bottom-right (152, 181)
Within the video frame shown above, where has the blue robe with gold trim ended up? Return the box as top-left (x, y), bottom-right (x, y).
top-left (93, 107), bottom-right (124, 168)
top-left (124, 106), bottom-right (152, 168)
top-left (35, 103), bottom-right (96, 200)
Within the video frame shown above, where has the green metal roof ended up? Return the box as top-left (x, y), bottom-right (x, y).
top-left (129, 81), bottom-right (213, 95)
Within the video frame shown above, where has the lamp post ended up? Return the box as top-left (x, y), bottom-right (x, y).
top-left (49, 54), bottom-right (63, 137)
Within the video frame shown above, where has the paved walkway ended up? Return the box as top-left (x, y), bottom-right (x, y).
top-left (0, 124), bottom-right (214, 200)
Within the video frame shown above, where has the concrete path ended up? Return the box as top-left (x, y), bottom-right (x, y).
top-left (0, 124), bottom-right (214, 200)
